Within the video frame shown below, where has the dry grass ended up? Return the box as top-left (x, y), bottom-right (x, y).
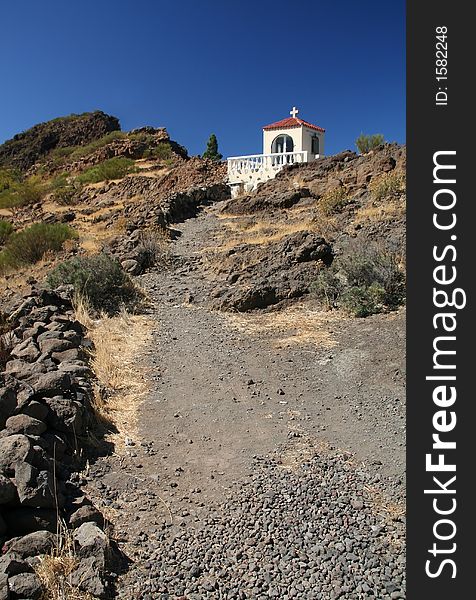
top-left (223, 303), bottom-right (344, 349)
top-left (35, 524), bottom-right (95, 600)
top-left (74, 296), bottom-right (153, 447)
top-left (318, 187), bottom-right (350, 216)
top-left (369, 171), bottom-right (406, 201)
top-left (290, 174), bottom-right (308, 190)
top-left (204, 216), bottom-right (319, 254)
top-left (353, 199), bottom-right (405, 227)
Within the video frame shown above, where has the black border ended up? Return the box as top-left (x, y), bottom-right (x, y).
top-left (407, 2), bottom-right (474, 597)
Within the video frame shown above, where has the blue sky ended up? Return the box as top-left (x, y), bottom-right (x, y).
top-left (0, 1), bottom-right (405, 158)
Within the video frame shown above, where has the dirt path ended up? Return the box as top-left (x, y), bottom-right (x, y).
top-left (86, 204), bottom-right (406, 599)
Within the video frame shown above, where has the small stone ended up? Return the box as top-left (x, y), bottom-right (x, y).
top-left (0, 387), bottom-right (17, 429)
top-left (30, 371), bottom-right (72, 396)
top-left (73, 522), bottom-right (108, 554)
top-left (69, 505), bottom-right (104, 529)
top-left (121, 259), bottom-right (141, 275)
top-left (0, 552), bottom-right (33, 576)
top-left (7, 531), bottom-right (55, 559)
top-left (189, 565), bottom-right (202, 578)
top-left (201, 577), bottom-right (216, 591)
top-left (0, 435), bottom-right (33, 476)
top-left (5, 414), bottom-right (47, 436)
top-left (8, 572), bottom-right (43, 599)
top-left (39, 337), bottom-right (74, 355)
top-left (14, 463), bottom-right (57, 508)
top-left (20, 400), bottom-right (48, 421)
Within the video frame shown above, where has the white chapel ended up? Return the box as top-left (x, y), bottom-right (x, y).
top-left (227, 107), bottom-right (325, 196)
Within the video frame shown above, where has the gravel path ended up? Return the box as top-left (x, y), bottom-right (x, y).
top-left (89, 205), bottom-right (406, 599)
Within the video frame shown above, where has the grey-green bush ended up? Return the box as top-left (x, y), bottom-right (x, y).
top-left (0, 223), bottom-right (77, 272)
top-left (77, 157), bottom-right (136, 184)
top-left (0, 221), bottom-right (14, 245)
top-left (47, 253), bottom-right (140, 314)
top-left (312, 239), bottom-right (405, 317)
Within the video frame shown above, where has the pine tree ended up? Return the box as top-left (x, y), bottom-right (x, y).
top-left (202, 133), bottom-right (223, 161)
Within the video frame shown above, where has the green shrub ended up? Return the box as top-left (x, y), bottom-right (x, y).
top-left (51, 186), bottom-right (78, 205)
top-left (48, 131), bottom-right (127, 165)
top-left (0, 176), bottom-right (47, 209)
top-left (143, 143), bottom-right (173, 160)
top-left (341, 283), bottom-right (387, 317)
top-left (77, 157), bottom-right (136, 184)
top-left (0, 168), bottom-right (22, 192)
top-left (318, 187), bottom-right (350, 215)
top-left (339, 243), bottom-right (405, 308)
top-left (369, 171), bottom-right (406, 200)
top-left (310, 268), bottom-right (344, 310)
top-left (0, 223), bottom-right (77, 271)
top-left (355, 133), bottom-right (385, 154)
top-left (0, 221), bottom-right (14, 245)
top-left (311, 239), bottom-right (405, 317)
top-left (47, 253), bottom-right (140, 314)
top-left (134, 230), bottom-right (170, 269)
top-left (50, 172), bottom-right (70, 190)
top-left (49, 173), bottom-right (83, 205)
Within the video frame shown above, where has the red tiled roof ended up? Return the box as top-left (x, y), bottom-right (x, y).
top-left (263, 116), bottom-right (325, 132)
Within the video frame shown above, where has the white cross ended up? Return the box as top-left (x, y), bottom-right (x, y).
top-left (290, 106), bottom-right (299, 118)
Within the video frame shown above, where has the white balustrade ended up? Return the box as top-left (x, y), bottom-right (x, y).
top-left (227, 151), bottom-right (311, 186)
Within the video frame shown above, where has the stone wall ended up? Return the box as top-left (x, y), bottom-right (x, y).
top-left (0, 288), bottom-right (112, 598)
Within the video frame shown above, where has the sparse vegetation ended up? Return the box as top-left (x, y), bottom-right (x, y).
top-left (0, 174), bottom-right (47, 208)
top-left (311, 268), bottom-right (344, 310)
top-left (318, 187), bottom-right (350, 216)
top-left (0, 220), bottom-right (14, 244)
top-left (355, 133), bottom-right (385, 154)
top-left (74, 297), bottom-right (153, 437)
top-left (52, 185), bottom-right (80, 205)
top-left (203, 133), bottom-right (223, 161)
top-left (54, 131), bottom-right (127, 162)
top-left (134, 229), bottom-right (171, 269)
top-left (143, 142), bottom-right (173, 160)
top-left (34, 522), bottom-right (96, 600)
top-left (0, 223), bottom-right (77, 272)
top-left (0, 111), bottom-right (120, 172)
top-left (49, 172), bottom-right (84, 205)
top-left (312, 239), bottom-right (405, 316)
top-left (47, 253), bottom-right (141, 314)
top-left (77, 157), bottom-right (136, 184)
top-left (0, 167), bottom-right (22, 191)
top-left (369, 171), bottom-right (406, 200)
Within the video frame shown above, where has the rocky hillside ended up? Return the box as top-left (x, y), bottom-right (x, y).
top-left (203, 144), bottom-right (405, 311)
top-left (0, 111), bottom-right (121, 172)
top-left (0, 113), bottom-right (406, 599)
top-left (0, 112), bottom-right (228, 303)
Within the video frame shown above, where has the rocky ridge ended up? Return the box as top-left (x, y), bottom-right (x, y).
top-left (0, 111), bottom-right (121, 172)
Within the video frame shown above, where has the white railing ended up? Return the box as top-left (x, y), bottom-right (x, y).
top-left (227, 151), bottom-right (309, 179)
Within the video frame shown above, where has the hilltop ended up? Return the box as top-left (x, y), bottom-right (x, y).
top-left (0, 111), bottom-right (121, 172)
